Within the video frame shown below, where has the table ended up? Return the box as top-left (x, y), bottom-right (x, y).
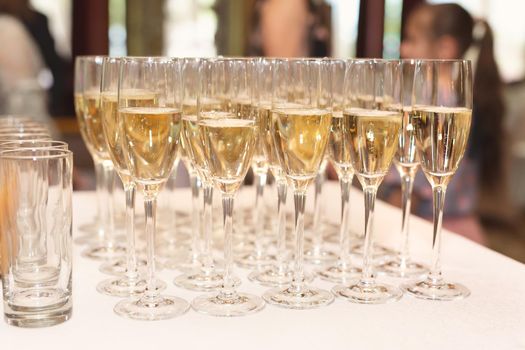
top-left (3, 182), bottom-right (525, 349)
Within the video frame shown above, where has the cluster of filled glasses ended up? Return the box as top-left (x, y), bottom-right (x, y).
top-left (74, 56), bottom-right (472, 320)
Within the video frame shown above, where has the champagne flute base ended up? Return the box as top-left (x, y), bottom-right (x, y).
top-left (248, 266), bottom-right (313, 287)
top-left (304, 247), bottom-right (338, 264)
top-left (235, 251), bottom-right (276, 269)
top-left (192, 292), bottom-right (264, 317)
top-left (350, 242), bottom-right (395, 260)
top-left (81, 244), bottom-right (126, 261)
top-left (332, 280), bottom-right (402, 304)
top-left (401, 278), bottom-right (470, 301)
top-left (114, 293), bottom-right (189, 321)
top-left (174, 271), bottom-right (239, 292)
top-left (263, 285), bottom-right (334, 309)
top-left (317, 263), bottom-right (362, 283)
top-left (97, 277), bottom-right (166, 298)
top-left (99, 257), bottom-right (147, 276)
top-left (377, 257), bottom-right (428, 278)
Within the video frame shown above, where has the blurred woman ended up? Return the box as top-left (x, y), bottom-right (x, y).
top-left (390, 3), bottom-right (506, 243)
top-left (248, 0), bottom-right (331, 57)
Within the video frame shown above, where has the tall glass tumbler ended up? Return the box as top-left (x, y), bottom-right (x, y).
top-left (0, 148), bottom-right (73, 327)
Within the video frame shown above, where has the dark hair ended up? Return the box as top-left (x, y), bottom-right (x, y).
top-left (424, 3), bottom-right (505, 188)
top-left (0, 0), bottom-right (33, 20)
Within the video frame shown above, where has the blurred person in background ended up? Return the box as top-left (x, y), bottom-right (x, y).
top-left (0, 13), bottom-right (49, 123)
top-left (383, 3), bottom-right (506, 244)
top-left (249, 0), bottom-right (331, 57)
top-left (0, 0), bottom-right (72, 118)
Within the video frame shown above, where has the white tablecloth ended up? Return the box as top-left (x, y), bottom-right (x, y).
top-left (3, 182), bottom-right (525, 349)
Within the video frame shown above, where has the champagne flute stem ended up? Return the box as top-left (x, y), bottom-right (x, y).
top-left (94, 159), bottom-right (104, 239)
top-left (123, 181), bottom-right (138, 280)
top-left (339, 176), bottom-right (352, 267)
top-left (221, 194), bottom-right (236, 297)
top-left (276, 179), bottom-right (287, 269)
top-left (143, 196), bottom-right (158, 299)
top-left (430, 185), bottom-right (446, 284)
top-left (254, 171), bottom-right (267, 255)
top-left (399, 170), bottom-right (416, 266)
top-left (291, 191), bottom-right (306, 291)
top-left (311, 171), bottom-right (325, 249)
top-left (101, 160), bottom-right (116, 245)
top-left (190, 173), bottom-right (201, 261)
top-left (362, 187), bottom-right (377, 284)
top-left (202, 183), bottom-right (214, 270)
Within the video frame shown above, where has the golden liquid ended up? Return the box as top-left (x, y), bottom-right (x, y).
top-left (272, 108), bottom-right (332, 190)
top-left (328, 111), bottom-right (354, 179)
top-left (231, 98), bottom-right (268, 172)
top-left (258, 104), bottom-right (283, 180)
top-left (394, 107), bottom-right (419, 170)
top-left (84, 91), bottom-right (110, 159)
top-left (74, 93), bottom-right (95, 155)
top-left (100, 90), bottom-right (156, 176)
top-left (199, 117), bottom-right (256, 194)
top-left (413, 105), bottom-right (472, 187)
top-left (180, 115), bottom-right (208, 181)
top-left (120, 107), bottom-right (182, 189)
top-left (345, 108), bottom-right (402, 187)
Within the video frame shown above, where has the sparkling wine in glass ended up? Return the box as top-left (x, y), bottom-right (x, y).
top-left (318, 59), bottom-right (361, 283)
top-left (332, 59), bottom-right (403, 304)
top-left (263, 59), bottom-right (334, 309)
top-left (76, 56), bottom-right (125, 260)
top-left (402, 59), bottom-right (472, 300)
top-left (378, 59), bottom-right (428, 278)
top-left (191, 58), bottom-right (264, 317)
top-left (114, 57), bottom-right (189, 320)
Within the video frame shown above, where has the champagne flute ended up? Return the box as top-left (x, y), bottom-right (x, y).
top-left (174, 58), bottom-right (230, 291)
top-left (318, 59), bottom-right (361, 283)
top-left (332, 59), bottom-right (403, 304)
top-left (249, 58), bottom-right (309, 286)
top-left (401, 59), bottom-right (472, 300)
top-left (235, 59), bottom-right (276, 268)
top-left (114, 57), bottom-right (189, 320)
top-left (192, 58), bottom-right (264, 316)
top-left (97, 57), bottom-right (157, 297)
top-left (263, 58), bottom-right (334, 309)
top-left (378, 59), bottom-right (428, 278)
top-left (76, 56), bottom-right (125, 260)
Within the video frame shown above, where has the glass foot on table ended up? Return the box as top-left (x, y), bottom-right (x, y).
top-left (351, 242), bottom-right (395, 260)
top-left (317, 263), bottom-right (362, 283)
top-left (97, 278), bottom-right (166, 298)
top-left (304, 248), bottom-right (338, 265)
top-left (235, 251), bottom-right (276, 269)
top-left (263, 285), bottom-right (334, 309)
top-left (401, 277), bottom-right (470, 301)
top-left (248, 267), bottom-right (313, 287)
top-left (377, 257), bottom-right (428, 278)
top-left (114, 293), bottom-right (189, 321)
top-left (81, 244), bottom-right (126, 261)
top-left (332, 280), bottom-right (402, 304)
top-left (99, 257), bottom-right (147, 276)
top-left (192, 292), bottom-right (265, 317)
top-left (174, 271), bottom-right (239, 292)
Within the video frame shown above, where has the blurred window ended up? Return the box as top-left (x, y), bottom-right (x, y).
top-left (109, 0), bottom-right (127, 56)
top-left (30, 0), bottom-right (71, 57)
top-left (326, 0), bottom-right (360, 58)
top-left (383, 0), bottom-right (402, 58)
top-left (430, 0), bottom-right (525, 82)
top-left (164, 0), bottom-right (217, 57)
